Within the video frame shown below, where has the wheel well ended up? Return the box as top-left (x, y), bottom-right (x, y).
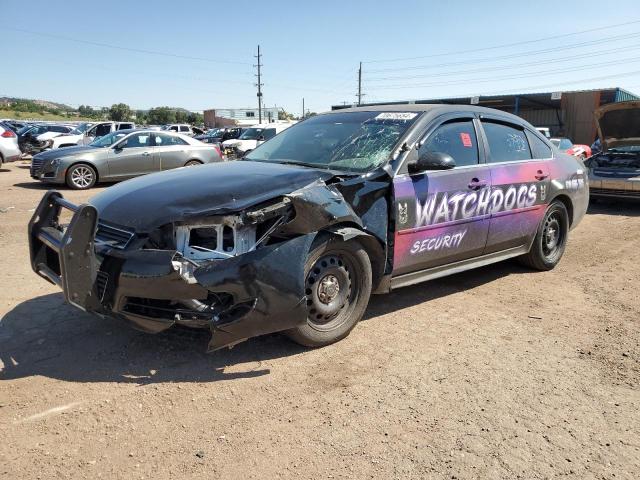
top-left (552, 194), bottom-right (574, 227)
top-left (321, 225), bottom-right (386, 292)
top-left (186, 159), bottom-right (203, 165)
top-left (67, 161), bottom-right (99, 182)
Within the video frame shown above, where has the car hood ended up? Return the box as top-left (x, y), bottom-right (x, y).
top-left (33, 145), bottom-right (98, 161)
top-left (594, 100), bottom-right (640, 150)
top-left (90, 160), bottom-right (334, 232)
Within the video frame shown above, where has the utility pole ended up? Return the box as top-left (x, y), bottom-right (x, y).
top-left (254, 45), bottom-right (263, 123)
top-left (302, 97), bottom-right (305, 119)
top-left (357, 61), bottom-right (363, 106)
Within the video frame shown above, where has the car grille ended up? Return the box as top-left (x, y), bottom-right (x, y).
top-left (94, 223), bottom-right (135, 249)
top-left (30, 157), bottom-right (44, 176)
top-left (591, 188), bottom-right (640, 197)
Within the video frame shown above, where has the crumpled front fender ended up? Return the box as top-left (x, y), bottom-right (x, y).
top-left (194, 233), bottom-right (316, 351)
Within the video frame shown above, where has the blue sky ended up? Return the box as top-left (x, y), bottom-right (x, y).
top-left (2, 0), bottom-right (640, 115)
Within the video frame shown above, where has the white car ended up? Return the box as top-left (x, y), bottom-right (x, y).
top-left (221, 123), bottom-right (293, 157)
top-left (35, 125), bottom-right (74, 143)
top-left (47, 121), bottom-right (135, 150)
top-left (162, 124), bottom-right (204, 137)
top-left (0, 122), bottom-right (21, 166)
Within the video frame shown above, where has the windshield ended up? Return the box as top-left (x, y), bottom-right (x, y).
top-left (18, 125), bottom-right (34, 135)
top-left (70, 122), bottom-right (91, 135)
top-left (207, 128), bottom-right (222, 136)
top-left (239, 127), bottom-right (264, 140)
top-left (244, 111), bottom-right (419, 172)
top-left (90, 131), bottom-right (127, 147)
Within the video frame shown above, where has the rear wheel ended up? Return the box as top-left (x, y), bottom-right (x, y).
top-left (519, 201), bottom-right (569, 271)
top-left (285, 238), bottom-right (372, 347)
top-left (66, 163), bottom-right (97, 190)
top-left (184, 160), bottom-right (203, 167)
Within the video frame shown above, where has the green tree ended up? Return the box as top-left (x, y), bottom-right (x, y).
top-left (109, 103), bottom-right (132, 121)
top-left (147, 107), bottom-right (176, 125)
top-left (278, 109), bottom-right (294, 121)
top-left (135, 110), bottom-right (148, 124)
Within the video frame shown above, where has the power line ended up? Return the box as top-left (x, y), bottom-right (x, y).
top-left (363, 19), bottom-right (640, 64)
top-left (366, 55), bottom-right (640, 90)
top-left (366, 31), bottom-right (640, 73)
top-left (366, 43), bottom-right (640, 82)
top-left (2, 26), bottom-right (252, 66)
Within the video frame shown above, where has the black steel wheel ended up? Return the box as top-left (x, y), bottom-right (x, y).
top-left (285, 238), bottom-right (372, 347)
top-left (519, 201), bottom-right (569, 271)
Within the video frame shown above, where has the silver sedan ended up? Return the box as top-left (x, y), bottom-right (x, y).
top-left (30, 129), bottom-right (223, 189)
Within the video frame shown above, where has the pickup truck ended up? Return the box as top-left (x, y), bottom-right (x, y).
top-left (45, 122), bottom-right (135, 150)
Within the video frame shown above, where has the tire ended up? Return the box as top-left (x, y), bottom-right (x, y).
top-left (285, 237), bottom-right (372, 348)
top-left (519, 201), bottom-right (569, 271)
top-left (66, 163), bottom-right (97, 190)
top-left (184, 160), bottom-right (203, 167)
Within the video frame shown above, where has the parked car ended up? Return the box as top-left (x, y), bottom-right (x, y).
top-left (0, 122), bottom-right (21, 166)
top-left (18, 124), bottom-right (74, 154)
top-left (47, 122), bottom-right (135, 150)
top-left (550, 137), bottom-right (592, 159)
top-left (221, 123), bottom-right (292, 157)
top-left (535, 127), bottom-right (551, 138)
top-left (30, 129), bottom-right (222, 189)
top-left (162, 124), bottom-right (204, 136)
top-left (586, 101), bottom-right (640, 199)
top-left (28, 105), bottom-right (588, 351)
top-left (195, 127), bottom-right (244, 144)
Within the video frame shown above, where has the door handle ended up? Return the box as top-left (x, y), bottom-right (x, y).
top-left (535, 170), bottom-right (548, 181)
top-left (468, 178), bottom-right (488, 190)
top-left (142, 151), bottom-right (150, 156)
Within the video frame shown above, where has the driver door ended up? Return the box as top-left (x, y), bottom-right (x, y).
top-left (107, 132), bottom-right (156, 178)
top-left (392, 115), bottom-right (491, 276)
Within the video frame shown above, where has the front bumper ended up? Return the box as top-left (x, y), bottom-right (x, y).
top-left (28, 192), bottom-right (312, 350)
top-left (30, 158), bottom-right (65, 182)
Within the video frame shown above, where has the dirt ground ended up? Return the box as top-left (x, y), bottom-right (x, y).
top-left (0, 161), bottom-right (638, 479)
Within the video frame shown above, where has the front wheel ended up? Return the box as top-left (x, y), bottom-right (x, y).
top-left (519, 201), bottom-right (569, 271)
top-left (66, 163), bottom-right (97, 190)
top-left (285, 238), bottom-right (372, 348)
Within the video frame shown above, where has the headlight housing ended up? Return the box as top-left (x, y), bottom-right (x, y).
top-left (50, 158), bottom-right (61, 167)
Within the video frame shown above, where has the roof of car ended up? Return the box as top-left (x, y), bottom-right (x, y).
top-left (330, 103), bottom-right (513, 115)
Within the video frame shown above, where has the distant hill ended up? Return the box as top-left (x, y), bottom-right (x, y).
top-left (0, 96), bottom-right (73, 111)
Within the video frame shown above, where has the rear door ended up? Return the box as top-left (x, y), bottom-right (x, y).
top-left (478, 117), bottom-right (551, 254)
top-left (107, 132), bottom-right (156, 178)
top-left (153, 132), bottom-right (191, 170)
top-left (392, 115), bottom-right (491, 275)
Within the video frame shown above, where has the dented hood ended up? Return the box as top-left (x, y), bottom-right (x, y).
top-left (89, 160), bottom-right (333, 232)
top-left (595, 101), bottom-right (640, 150)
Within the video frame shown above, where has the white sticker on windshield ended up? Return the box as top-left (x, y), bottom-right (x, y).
top-left (375, 112), bottom-right (418, 120)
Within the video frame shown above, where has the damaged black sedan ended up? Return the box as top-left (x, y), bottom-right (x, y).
top-left (29, 106), bottom-right (588, 351)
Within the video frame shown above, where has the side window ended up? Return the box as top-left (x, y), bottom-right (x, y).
top-left (154, 133), bottom-right (188, 146)
top-left (95, 124), bottom-right (112, 137)
top-left (264, 128), bottom-right (276, 140)
top-left (420, 119), bottom-right (479, 167)
top-left (482, 121), bottom-right (532, 163)
top-left (121, 133), bottom-right (151, 149)
top-left (179, 126), bottom-right (189, 132)
top-left (526, 131), bottom-right (553, 159)
top-left (169, 126), bottom-right (178, 131)
top-left (117, 123), bottom-right (133, 130)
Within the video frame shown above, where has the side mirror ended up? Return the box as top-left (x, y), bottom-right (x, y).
top-left (409, 151), bottom-right (456, 173)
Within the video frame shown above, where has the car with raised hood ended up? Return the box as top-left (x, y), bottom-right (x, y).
top-left (30, 129), bottom-right (223, 189)
top-left (28, 105), bottom-right (588, 351)
top-left (586, 101), bottom-right (640, 199)
top-left (550, 137), bottom-right (592, 160)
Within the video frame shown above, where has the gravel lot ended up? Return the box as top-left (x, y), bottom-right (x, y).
top-left (0, 162), bottom-right (638, 479)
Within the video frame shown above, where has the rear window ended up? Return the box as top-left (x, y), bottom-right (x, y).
top-left (482, 121), bottom-right (532, 163)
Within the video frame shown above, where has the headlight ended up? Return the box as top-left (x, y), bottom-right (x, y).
top-left (50, 158), bottom-right (61, 167)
